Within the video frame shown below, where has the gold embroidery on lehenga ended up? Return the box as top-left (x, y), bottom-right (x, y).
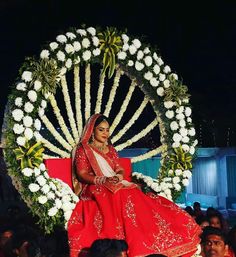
top-left (93, 210), bottom-right (103, 235)
top-left (68, 236), bottom-right (82, 257)
top-left (124, 195), bottom-right (137, 227)
top-left (115, 219), bottom-right (125, 239)
top-left (144, 211), bottom-right (184, 252)
top-left (68, 212), bottom-right (83, 228)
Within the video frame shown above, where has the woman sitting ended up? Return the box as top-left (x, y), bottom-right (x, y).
top-left (68, 114), bottom-right (201, 257)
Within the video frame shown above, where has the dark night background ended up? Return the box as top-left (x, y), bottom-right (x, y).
top-left (0, 0), bottom-right (236, 147)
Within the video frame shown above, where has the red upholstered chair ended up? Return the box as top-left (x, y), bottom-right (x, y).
top-left (44, 157), bottom-right (132, 192)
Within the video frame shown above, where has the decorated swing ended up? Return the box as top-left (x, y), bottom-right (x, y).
top-left (2, 25), bottom-right (197, 234)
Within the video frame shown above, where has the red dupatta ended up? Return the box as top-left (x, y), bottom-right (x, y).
top-left (79, 114), bottom-right (134, 193)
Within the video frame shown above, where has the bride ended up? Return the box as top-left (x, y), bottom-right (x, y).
top-left (67, 114), bottom-right (201, 257)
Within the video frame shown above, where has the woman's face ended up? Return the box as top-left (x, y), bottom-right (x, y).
top-left (210, 216), bottom-right (222, 229)
top-left (94, 120), bottom-right (110, 144)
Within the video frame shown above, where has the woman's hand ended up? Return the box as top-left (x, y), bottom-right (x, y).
top-left (107, 176), bottom-right (119, 184)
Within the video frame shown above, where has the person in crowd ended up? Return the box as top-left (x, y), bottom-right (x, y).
top-left (228, 225), bottom-right (236, 255)
top-left (195, 216), bottom-right (210, 230)
top-left (201, 226), bottom-right (229, 257)
top-left (68, 114), bottom-right (201, 257)
top-left (0, 227), bottom-right (14, 257)
top-left (193, 202), bottom-right (204, 219)
top-left (184, 206), bottom-right (195, 217)
top-left (89, 239), bottom-right (128, 257)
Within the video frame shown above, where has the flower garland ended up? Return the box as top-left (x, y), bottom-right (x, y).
top-left (3, 25), bottom-right (197, 233)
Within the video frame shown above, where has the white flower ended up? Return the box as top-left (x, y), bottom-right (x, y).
top-left (172, 141), bottom-right (180, 148)
top-left (66, 32), bottom-right (76, 39)
top-left (153, 52), bottom-right (158, 60)
top-left (57, 51), bottom-right (66, 62)
top-left (55, 199), bottom-right (62, 209)
top-left (163, 65), bottom-right (171, 73)
top-left (128, 60), bottom-right (134, 66)
top-left (41, 100), bottom-right (47, 108)
top-left (144, 56), bottom-right (153, 66)
top-left (40, 50), bottom-right (50, 59)
top-left (44, 172), bottom-right (49, 179)
top-left (117, 51), bottom-right (127, 60)
top-left (157, 57), bottom-right (164, 66)
top-left (173, 176), bottom-right (180, 184)
top-left (176, 113), bottom-right (185, 120)
top-left (13, 124), bottom-right (24, 134)
top-left (129, 45), bottom-right (137, 55)
top-left (75, 56), bottom-right (81, 64)
top-left (170, 73), bottom-right (178, 80)
top-left (175, 169), bottom-right (182, 176)
top-left (24, 128), bottom-right (33, 140)
top-left (34, 131), bottom-right (42, 141)
top-left (56, 35), bottom-right (67, 43)
top-left (170, 121), bottom-right (178, 131)
top-left (135, 61), bottom-right (144, 71)
top-left (41, 184), bottom-right (50, 194)
top-left (34, 167), bottom-right (41, 176)
top-left (188, 127), bottom-right (196, 136)
top-left (64, 210), bottom-right (73, 221)
top-left (16, 136), bottom-right (26, 146)
top-left (49, 42), bottom-right (59, 51)
top-left (143, 47), bottom-right (150, 54)
top-left (182, 136), bottom-right (190, 143)
top-left (23, 116), bottom-right (33, 127)
top-left (156, 87), bottom-right (164, 96)
top-left (179, 128), bottom-right (188, 137)
top-left (122, 43), bottom-right (129, 51)
top-left (153, 65), bottom-right (160, 75)
top-left (15, 97), bottom-right (23, 107)
top-left (36, 175), bottom-right (46, 186)
top-left (87, 27), bottom-right (96, 35)
top-left (137, 50), bottom-right (144, 60)
top-left (29, 183), bottom-right (40, 192)
top-left (38, 108), bottom-right (45, 117)
top-left (22, 168), bottom-right (33, 177)
top-left (47, 192), bottom-right (55, 199)
top-left (168, 169), bottom-right (174, 175)
top-left (93, 48), bottom-right (101, 56)
top-left (187, 117), bottom-right (192, 123)
top-left (49, 181), bottom-right (57, 191)
top-left (176, 106), bottom-right (184, 113)
top-left (182, 179), bottom-right (189, 186)
top-left (22, 71), bottom-right (32, 82)
top-left (24, 102), bottom-right (34, 113)
top-left (38, 195), bottom-right (48, 204)
top-left (132, 39), bottom-right (141, 48)
top-left (12, 109), bottom-right (24, 122)
top-left (121, 34), bottom-right (129, 43)
top-left (164, 101), bottom-right (174, 109)
top-left (165, 110), bottom-right (174, 119)
top-left (189, 146), bottom-right (195, 155)
top-left (65, 44), bottom-right (75, 54)
top-left (62, 202), bottom-right (72, 212)
top-left (16, 82), bottom-right (27, 91)
top-left (82, 50), bottom-right (91, 61)
top-left (185, 107), bottom-right (192, 117)
top-left (34, 119), bottom-right (41, 131)
top-left (92, 36), bottom-right (99, 46)
top-left (163, 80), bottom-right (170, 88)
top-left (179, 119), bottom-right (186, 128)
top-left (82, 38), bottom-right (90, 48)
top-left (28, 90), bottom-right (37, 102)
top-left (48, 207), bottom-right (58, 217)
top-left (39, 163), bottom-right (46, 171)
top-left (150, 78), bottom-right (159, 87)
top-left (73, 41), bottom-right (81, 51)
top-left (65, 59), bottom-right (72, 69)
top-left (144, 71), bottom-right (153, 81)
top-left (34, 80), bottom-right (42, 91)
top-left (183, 170), bottom-right (192, 178)
top-left (173, 133), bottom-right (182, 142)
top-left (182, 144), bottom-right (190, 152)
top-left (174, 183), bottom-right (181, 191)
top-left (193, 139), bottom-right (198, 147)
top-left (77, 29), bottom-right (87, 36)
top-left (159, 73), bottom-right (166, 81)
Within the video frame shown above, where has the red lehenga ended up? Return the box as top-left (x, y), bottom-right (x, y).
top-left (68, 114), bottom-right (201, 257)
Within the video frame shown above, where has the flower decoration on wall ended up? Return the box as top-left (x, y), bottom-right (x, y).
top-left (2, 25), bottom-right (197, 233)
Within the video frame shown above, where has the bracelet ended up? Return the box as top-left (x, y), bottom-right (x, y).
top-left (94, 176), bottom-right (106, 185)
top-left (116, 174), bottom-right (123, 181)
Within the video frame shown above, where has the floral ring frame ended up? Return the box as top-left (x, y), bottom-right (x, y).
top-left (2, 26), bottom-right (197, 233)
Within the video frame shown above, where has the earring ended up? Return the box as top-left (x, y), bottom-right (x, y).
top-left (91, 133), bottom-right (95, 142)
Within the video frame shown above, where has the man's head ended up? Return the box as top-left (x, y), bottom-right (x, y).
top-left (201, 227), bottom-right (228, 257)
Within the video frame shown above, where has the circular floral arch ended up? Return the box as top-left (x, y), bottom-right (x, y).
top-left (2, 26), bottom-right (197, 233)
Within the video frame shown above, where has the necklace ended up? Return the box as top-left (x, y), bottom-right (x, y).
top-left (91, 142), bottom-right (106, 152)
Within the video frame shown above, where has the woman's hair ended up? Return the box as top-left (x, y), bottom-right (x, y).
top-left (94, 115), bottom-right (110, 128)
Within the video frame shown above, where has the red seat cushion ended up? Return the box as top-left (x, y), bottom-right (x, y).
top-left (44, 158), bottom-right (73, 190)
top-left (44, 157), bottom-right (132, 190)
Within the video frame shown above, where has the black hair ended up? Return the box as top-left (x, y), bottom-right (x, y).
top-left (94, 115), bottom-right (110, 128)
top-left (201, 226), bottom-right (227, 244)
top-left (195, 215), bottom-right (209, 226)
top-left (208, 212), bottom-right (224, 229)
